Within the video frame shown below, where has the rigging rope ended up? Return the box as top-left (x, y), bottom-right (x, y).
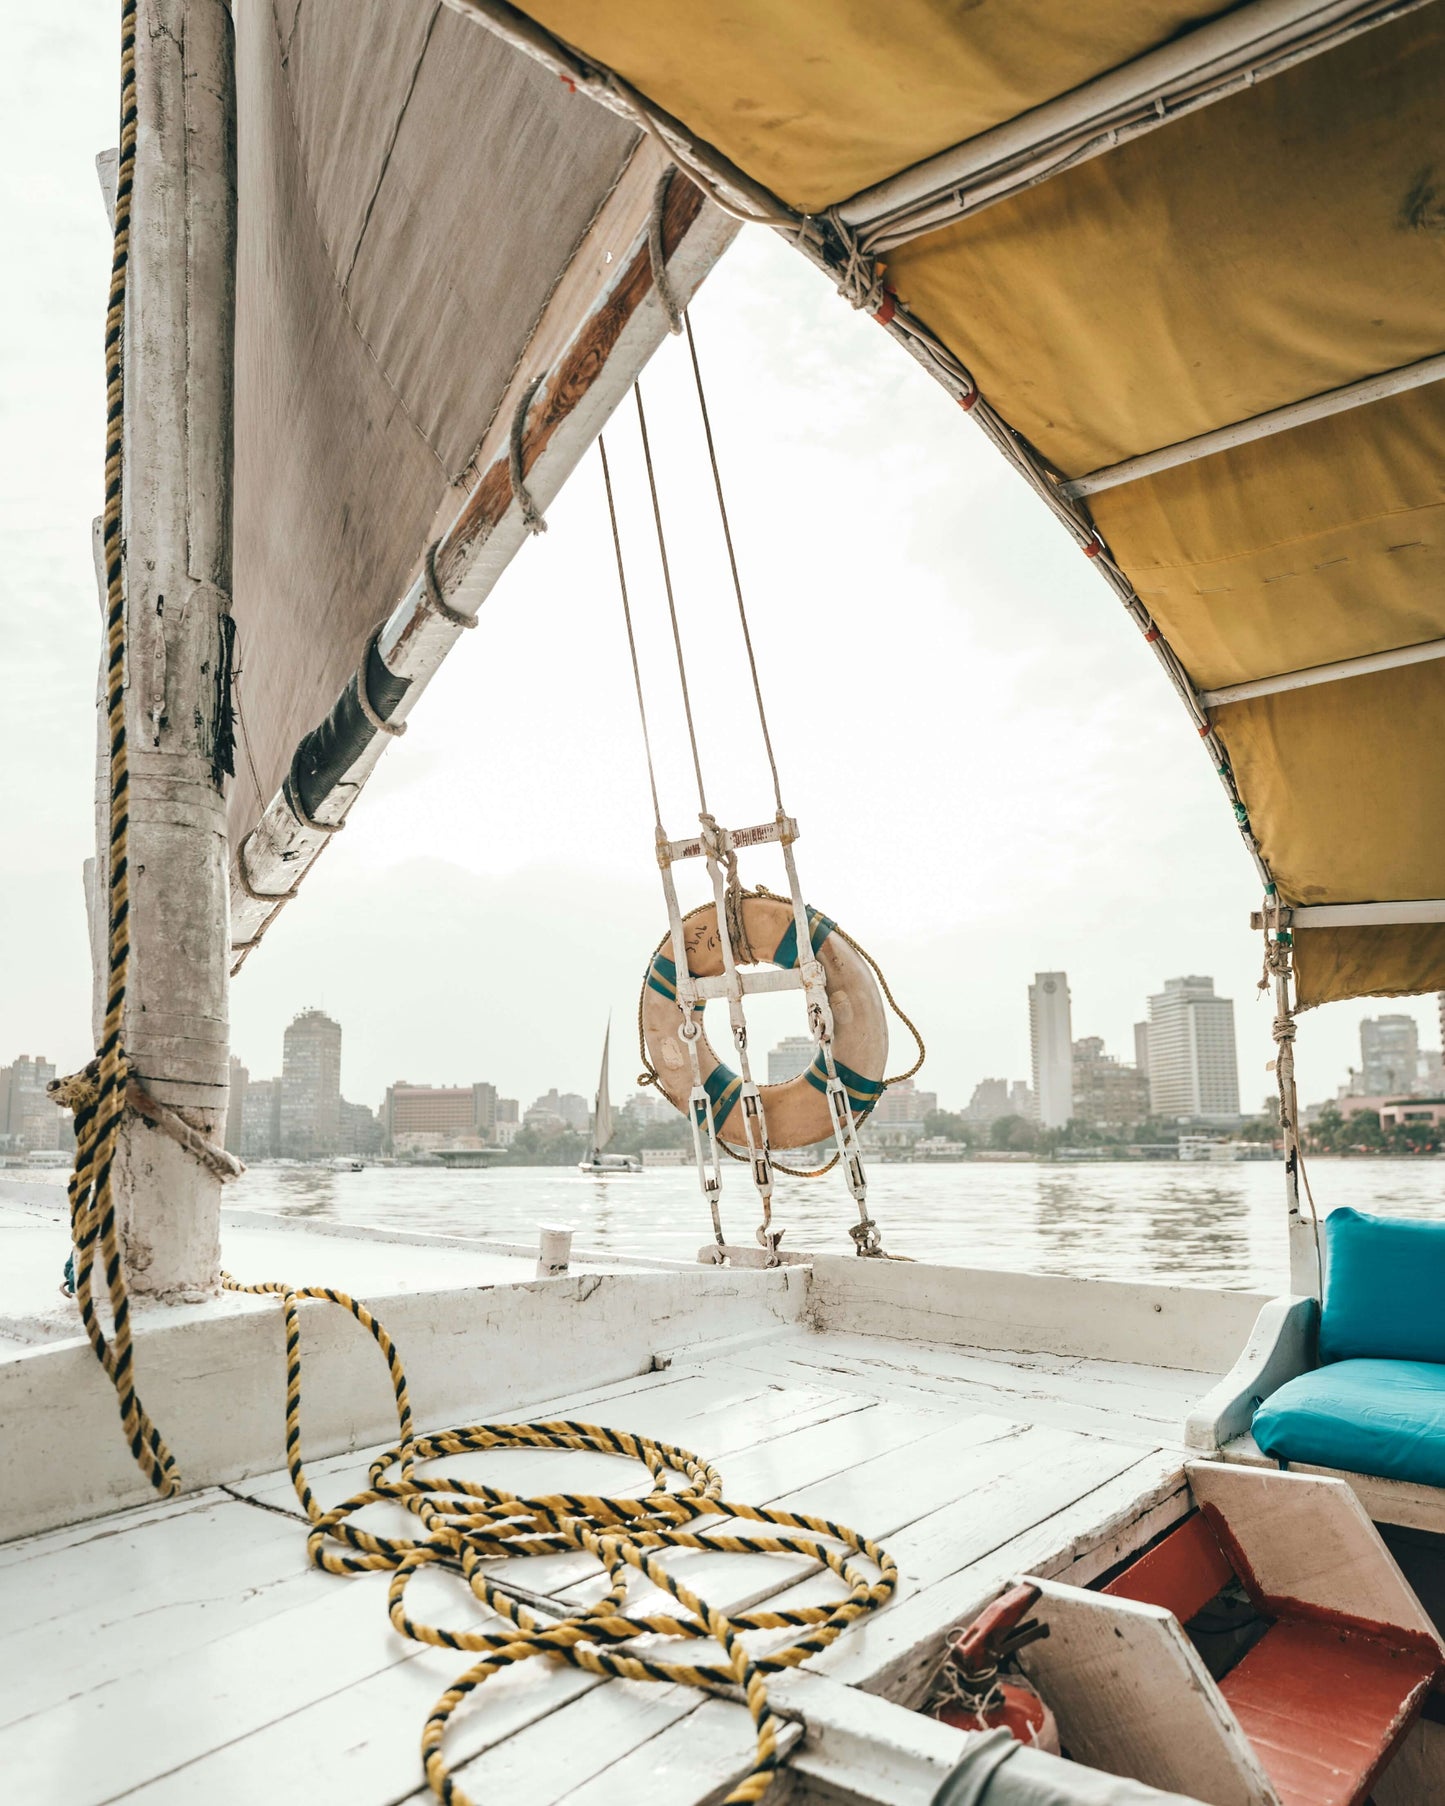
top-left (221, 1271), bottom-right (896, 1806)
top-left (52, 0), bottom-right (182, 1499)
top-left (634, 379), bottom-right (710, 817)
top-left (600, 435), bottom-right (664, 835)
top-left (683, 314), bottom-right (785, 816)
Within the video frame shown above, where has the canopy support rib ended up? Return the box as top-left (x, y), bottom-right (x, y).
top-left (1060, 352), bottom-right (1445, 501)
top-left (1203, 636), bottom-right (1445, 708)
top-left (229, 146), bottom-right (737, 961)
top-left (1252, 901), bottom-right (1445, 928)
top-left (837, 0), bottom-right (1431, 253)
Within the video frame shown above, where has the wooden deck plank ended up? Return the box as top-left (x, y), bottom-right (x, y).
top-left (819, 1452), bottom-right (1189, 1704)
top-left (106, 1415), bottom-right (1035, 1806)
top-left (8, 1325), bottom-right (1199, 1806)
top-left (233, 1368), bottom-right (861, 1518)
top-left (436, 1421), bottom-right (1135, 1806)
top-left (0, 1487), bottom-right (229, 1570)
top-left (0, 1500), bottom-right (315, 1733)
top-left (729, 1329), bottom-right (1205, 1442)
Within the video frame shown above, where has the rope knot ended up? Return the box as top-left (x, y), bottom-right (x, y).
top-left (826, 210), bottom-right (887, 313)
top-left (49, 1059), bottom-right (103, 1115)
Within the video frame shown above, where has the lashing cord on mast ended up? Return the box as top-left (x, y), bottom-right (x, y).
top-left (52, 0), bottom-right (182, 1500)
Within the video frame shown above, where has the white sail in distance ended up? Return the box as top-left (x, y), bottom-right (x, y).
top-left (591, 1023), bottom-right (615, 1158)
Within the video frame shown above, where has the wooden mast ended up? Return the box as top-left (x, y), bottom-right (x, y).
top-left (104, 0), bottom-right (237, 1297)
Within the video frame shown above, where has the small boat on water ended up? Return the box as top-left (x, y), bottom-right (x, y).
top-left (577, 1022), bottom-right (642, 1176)
top-left (8, 3), bottom-right (1445, 1803)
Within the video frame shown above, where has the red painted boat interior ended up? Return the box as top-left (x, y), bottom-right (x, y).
top-left (1103, 1509), bottom-right (1234, 1624)
top-left (1218, 1618), bottom-right (1437, 1806)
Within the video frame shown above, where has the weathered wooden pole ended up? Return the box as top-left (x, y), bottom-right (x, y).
top-left (107, 0), bottom-right (236, 1296)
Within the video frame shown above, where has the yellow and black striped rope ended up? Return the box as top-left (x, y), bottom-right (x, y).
top-left (223, 1271), bottom-right (897, 1805)
top-left (60, 0), bottom-right (180, 1499)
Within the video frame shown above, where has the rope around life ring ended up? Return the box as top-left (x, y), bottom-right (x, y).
top-left (641, 892), bottom-right (888, 1152)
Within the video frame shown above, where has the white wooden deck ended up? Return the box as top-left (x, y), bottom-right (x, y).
top-left (0, 1322), bottom-right (1198, 1806)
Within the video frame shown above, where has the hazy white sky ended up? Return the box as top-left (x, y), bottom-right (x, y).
top-left (3, 5), bottom-right (1439, 1126)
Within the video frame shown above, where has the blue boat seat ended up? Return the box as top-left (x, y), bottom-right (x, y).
top-left (1254, 1209), bottom-right (1445, 1490)
top-left (1254, 1359), bottom-right (1445, 1489)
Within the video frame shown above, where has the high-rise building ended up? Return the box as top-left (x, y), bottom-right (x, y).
top-left (525, 1088), bottom-right (588, 1133)
top-left (1133, 1022), bottom-right (1151, 1080)
top-left (1028, 973), bottom-right (1073, 1128)
top-left (1360, 1014), bottom-right (1420, 1098)
top-left (768, 1037), bottom-right (816, 1084)
top-left (1072, 1036), bottom-right (1150, 1129)
top-left (1, 1056), bottom-right (60, 1153)
top-left (961, 1078), bottom-right (1010, 1124)
top-left (225, 1056), bottom-right (249, 1155)
top-left (382, 1082), bottom-right (503, 1153)
top-left (241, 1078), bottom-right (281, 1159)
top-left (339, 1099), bottom-right (383, 1159)
top-left (624, 1089), bottom-right (674, 1127)
top-left (280, 1009), bottom-right (342, 1158)
top-left (1146, 977), bottom-right (1239, 1120)
top-left (869, 1078), bottom-right (938, 1127)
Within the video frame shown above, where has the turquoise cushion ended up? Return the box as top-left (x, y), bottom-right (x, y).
top-left (1320, 1207), bottom-right (1445, 1366)
top-left (1254, 1358), bottom-right (1445, 1488)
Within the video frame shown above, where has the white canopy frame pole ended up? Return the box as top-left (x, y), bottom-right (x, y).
top-left (1061, 352), bottom-right (1445, 502)
top-left (1262, 907), bottom-right (1322, 1298)
top-left (835, 0), bottom-right (1430, 252)
top-left (1202, 636), bottom-right (1445, 708)
top-left (105, 0), bottom-right (237, 1298)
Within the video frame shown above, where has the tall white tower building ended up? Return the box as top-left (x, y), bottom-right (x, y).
top-left (1146, 977), bottom-right (1239, 1120)
top-left (1359, 1014), bottom-right (1419, 1097)
top-left (1028, 972), bottom-right (1074, 1128)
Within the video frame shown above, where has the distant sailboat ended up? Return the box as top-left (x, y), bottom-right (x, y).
top-left (578, 1021), bottom-right (641, 1175)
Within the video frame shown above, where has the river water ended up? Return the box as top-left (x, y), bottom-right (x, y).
top-left (225, 1158), bottom-right (1445, 1294)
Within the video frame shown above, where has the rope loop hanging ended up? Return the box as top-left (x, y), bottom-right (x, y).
top-left (824, 207), bottom-right (888, 315)
top-left (355, 623), bottom-right (407, 737)
top-left (648, 165), bottom-right (684, 335)
top-left (509, 373), bottom-right (550, 535)
top-left (284, 749), bottom-right (346, 836)
top-left (420, 538), bottom-right (477, 629)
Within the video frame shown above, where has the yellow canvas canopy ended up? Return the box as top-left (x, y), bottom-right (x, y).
top-left (499, 0), bottom-right (1445, 1008)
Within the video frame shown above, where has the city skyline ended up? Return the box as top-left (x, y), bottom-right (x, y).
top-left (11, 977), bottom-right (1445, 1162)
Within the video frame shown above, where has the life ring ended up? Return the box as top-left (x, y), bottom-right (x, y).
top-left (641, 892), bottom-right (888, 1152)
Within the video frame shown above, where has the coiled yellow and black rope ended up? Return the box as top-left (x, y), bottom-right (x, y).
top-left (223, 1272), bottom-right (897, 1804)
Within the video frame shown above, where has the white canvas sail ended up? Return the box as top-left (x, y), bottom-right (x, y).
top-left (591, 1024), bottom-right (614, 1158)
top-left (229, 2), bottom-right (640, 849)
